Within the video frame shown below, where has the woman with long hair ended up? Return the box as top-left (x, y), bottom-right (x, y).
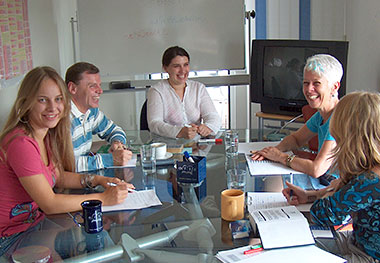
top-left (0, 67), bottom-right (133, 256)
top-left (283, 92), bottom-right (380, 262)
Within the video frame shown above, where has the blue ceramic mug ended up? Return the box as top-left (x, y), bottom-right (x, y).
top-left (74, 200), bottom-right (103, 234)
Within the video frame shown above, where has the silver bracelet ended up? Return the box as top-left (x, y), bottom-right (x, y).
top-left (80, 174), bottom-right (96, 188)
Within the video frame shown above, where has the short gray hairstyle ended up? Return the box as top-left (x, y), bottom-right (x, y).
top-left (304, 54), bottom-right (344, 86)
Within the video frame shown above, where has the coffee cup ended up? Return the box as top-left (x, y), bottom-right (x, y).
top-left (151, 142), bottom-right (167, 159)
top-left (73, 200), bottom-right (103, 234)
top-left (221, 189), bottom-right (245, 221)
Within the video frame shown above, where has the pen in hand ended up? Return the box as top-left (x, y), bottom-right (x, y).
top-left (289, 189), bottom-right (294, 201)
top-left (107, 182), bottom-right (136, 192)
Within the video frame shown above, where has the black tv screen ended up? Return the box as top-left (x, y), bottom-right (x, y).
top-left (251, 40), bottom-right (349, 116)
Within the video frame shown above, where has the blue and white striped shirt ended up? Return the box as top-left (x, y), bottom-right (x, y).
top-left (70, 102), bottom-right (126, 172)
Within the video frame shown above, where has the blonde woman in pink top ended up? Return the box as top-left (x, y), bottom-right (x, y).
top-left (0, 67), bottom-right (134, 257)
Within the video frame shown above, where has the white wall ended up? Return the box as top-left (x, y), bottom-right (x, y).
top-left (311, 0), bottom-right (346, 41)
top-left (345, 0), bottom-right (380, 93)
top-left (29, 0), bottom-right (60, 70)
top-left (0, 0), bottom-right (60, 129)
top-left (267, 0), bottom-right (299, 39)
top-left (2, 0), bottom-right (380, 130)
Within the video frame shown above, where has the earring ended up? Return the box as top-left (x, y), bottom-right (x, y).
top-left (17, 109), bottom-right (28, 124)
top-left (19, 117), bottom-right (28, 124)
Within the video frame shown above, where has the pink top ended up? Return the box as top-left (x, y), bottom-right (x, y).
top-left (0, 128), bottom-right (56, 237)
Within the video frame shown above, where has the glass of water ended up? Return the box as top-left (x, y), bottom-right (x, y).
top-left (140, 144), bottom-right (156, 189)
top-left (225, 130), bottom-right (239, 156)
top-left (226, 168), bottom-right (247, 191)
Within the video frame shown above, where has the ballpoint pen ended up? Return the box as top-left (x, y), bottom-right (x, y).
top-left (107, 182), bottom-right (136, 192)
top-left (289, 189), bottom-right (294, 201)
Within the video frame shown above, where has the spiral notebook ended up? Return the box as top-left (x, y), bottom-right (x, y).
top-left (239, 142), bottom-right (303, 176)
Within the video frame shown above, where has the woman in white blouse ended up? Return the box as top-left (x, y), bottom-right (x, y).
top-left (147, 46), bottom-right (222, 139)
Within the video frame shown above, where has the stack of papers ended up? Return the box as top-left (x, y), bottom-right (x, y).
top-left (216, 245), bottom-right (346, 263)
top-left (102, 189), bottom-right (162, 212)
top-left (238, 142), bottom-right (303, 176)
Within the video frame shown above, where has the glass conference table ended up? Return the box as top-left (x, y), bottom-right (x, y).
top-left (7, 129), bottom-right (314, 263)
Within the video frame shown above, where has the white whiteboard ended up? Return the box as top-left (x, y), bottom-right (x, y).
top-left (77, 0), bottom-right (245, 77)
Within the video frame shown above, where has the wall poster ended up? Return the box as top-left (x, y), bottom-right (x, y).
top-left (0, 0), bottom-right (32, 80)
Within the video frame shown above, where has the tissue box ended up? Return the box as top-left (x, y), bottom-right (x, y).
top-left (176, 156), bottom-right (206, 183)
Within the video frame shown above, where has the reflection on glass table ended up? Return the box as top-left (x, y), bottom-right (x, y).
top-left (9, 129), bottom-right (304, 262)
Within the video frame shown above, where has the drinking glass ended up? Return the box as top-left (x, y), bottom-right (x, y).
top-left (140, 144), bottom-right (156, 189)
top-left (225, 130), bottom-right (239, 156)
top-left (226, 168), bottom-right (247, 191)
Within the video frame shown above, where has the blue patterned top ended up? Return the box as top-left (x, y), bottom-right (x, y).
top-left (310, 172), bottom-right (380, 259)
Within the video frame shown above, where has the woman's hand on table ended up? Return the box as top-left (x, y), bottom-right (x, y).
top-left (197, 124), bottom-right (212, 137)
top-left (177, 124), bottom-right (198, 139)
top-left (96, 176), bottom-right (135, 190)
top-left (101, 180), bottom-right (135, 206)
top-left (253, 146), bottom-right (288, 164)
top-left (250, 150), bottom-right (265, 161)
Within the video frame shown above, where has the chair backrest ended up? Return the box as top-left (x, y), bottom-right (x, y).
top-left (302, 105), bottom-right (318, 152)
top-left (140, 100), bottom-right (149, 131)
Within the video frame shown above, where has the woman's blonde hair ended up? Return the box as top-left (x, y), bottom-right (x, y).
top-left (0, 66), bottom-right (75, 173)
top-left (330, 91), bottom-right (380, 183)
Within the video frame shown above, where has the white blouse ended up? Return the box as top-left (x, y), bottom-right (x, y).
top-left (147, 79), bottom-right (222, 138)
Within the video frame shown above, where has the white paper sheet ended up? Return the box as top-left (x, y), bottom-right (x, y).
top-left (242, 245), bottom-right (346, 263)
top-left (247, 192), bottom-right (312, 213)
top-left (239, 142), bottom-right (303, 176)
top-left (102, 189), bottom-right (162, 212)
top-left (216, 245), bottom-right (346, 263)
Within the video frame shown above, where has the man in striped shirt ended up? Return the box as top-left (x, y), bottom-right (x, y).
top-left (65, 62), bottom-right (132, 172)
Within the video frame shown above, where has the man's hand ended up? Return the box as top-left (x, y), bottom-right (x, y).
top-left (112, 149), bottom-right (132, 166)
top-left (110, 140), bottom-right (126, 152)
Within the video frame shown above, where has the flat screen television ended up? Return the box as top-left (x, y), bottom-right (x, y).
top-left (250, 39), bottom-right (349, 116)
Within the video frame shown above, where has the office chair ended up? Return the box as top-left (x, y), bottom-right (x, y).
top-left (140, 100), bottom-right (149, 131)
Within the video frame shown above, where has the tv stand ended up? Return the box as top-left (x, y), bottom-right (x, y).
top-left (256, 112), bottom-right (304, 140)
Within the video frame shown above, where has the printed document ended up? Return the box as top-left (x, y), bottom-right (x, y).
top-left (247, 192), bottom-right (312, 213)
top-left (239, 142), bottom-right (303, 176)
top-left (102, 189), bottom-right (162, 212)
top-left (216, 245), bottom-right (346, 263)
top-left (249, 205), bottom-right (315, 249)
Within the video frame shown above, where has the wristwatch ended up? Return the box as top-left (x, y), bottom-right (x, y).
top-left (286, 154), bottom-right (296, 167)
